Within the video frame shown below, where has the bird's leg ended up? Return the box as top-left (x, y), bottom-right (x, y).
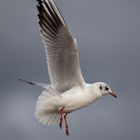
top-left (64, 113), bottom-right (69, 136)
top-left (59, 106), bottom-right (65, 129)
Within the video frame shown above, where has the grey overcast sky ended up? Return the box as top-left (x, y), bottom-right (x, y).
top-left (0, 0), bottom-right (140, 140)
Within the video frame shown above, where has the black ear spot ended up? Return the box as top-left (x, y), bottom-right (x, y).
top-left (99, 85), bottom-right (102, 90)
top-left (105, 86), bottom-right (109, 90)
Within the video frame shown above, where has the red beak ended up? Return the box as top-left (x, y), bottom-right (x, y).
top-left (109, 92), bottom-right (117, 98)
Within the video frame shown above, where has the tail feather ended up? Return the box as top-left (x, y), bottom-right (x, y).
top-left (19, 78), bottom-right (61, 125)
top-left (53, 115), bottom-right (59, 125)
top-left (47, 114), bottom-right (55, 125)
top-left (35, 85), bottom-right (61, 125)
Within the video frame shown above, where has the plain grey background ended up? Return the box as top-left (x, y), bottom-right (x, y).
top-left (0, 0), bottom-right (140, 140)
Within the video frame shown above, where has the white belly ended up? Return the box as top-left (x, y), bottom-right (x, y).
top-left (50, 86), bottom-right (99, 113)
top-left (62, 95), bottom-right (94, 113)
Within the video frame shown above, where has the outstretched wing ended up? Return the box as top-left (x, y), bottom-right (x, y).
top-left (37, 0), bottom-right (85, 92)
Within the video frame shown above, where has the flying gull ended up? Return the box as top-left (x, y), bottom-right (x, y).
top-left (19, 0), bottom-right (117, 136)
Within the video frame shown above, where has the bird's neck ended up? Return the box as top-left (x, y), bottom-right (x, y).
top-left (86, 83), bottom-right (102, 99)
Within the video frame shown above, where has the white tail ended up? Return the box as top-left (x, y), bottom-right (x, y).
top-left (35, 85), bottom-right (61, 125)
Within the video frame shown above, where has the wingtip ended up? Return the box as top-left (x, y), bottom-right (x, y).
top-left (18, 78), bottom-right (35, 85)
top-left (18, 78), bottom-right (23, 82)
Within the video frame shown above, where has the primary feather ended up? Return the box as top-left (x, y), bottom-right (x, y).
top-left (37, 0), bottom-right (85, 93)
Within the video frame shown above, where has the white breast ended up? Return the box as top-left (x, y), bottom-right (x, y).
top-left (58, 85), bottom-right (100, 113)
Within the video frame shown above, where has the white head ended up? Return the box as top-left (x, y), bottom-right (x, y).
top-left (93, 82), bottom-right (117, 98)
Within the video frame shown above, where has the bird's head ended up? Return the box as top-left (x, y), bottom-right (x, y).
top-left (93, 82), bottom-right (117, 98)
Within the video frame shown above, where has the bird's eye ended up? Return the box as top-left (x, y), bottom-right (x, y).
top-left (99, 86), bottom-right (102, 90)
top-left (105, 86), bottom-right (109, 90)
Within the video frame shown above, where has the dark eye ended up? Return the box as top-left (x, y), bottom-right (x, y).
top-left (105, 86), bottom-right (109, 90)
top-left (99, 86), bottom-right (102, 90)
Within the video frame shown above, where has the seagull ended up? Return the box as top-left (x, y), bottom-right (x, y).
top-left (19, 0), bottom-right (117, 136)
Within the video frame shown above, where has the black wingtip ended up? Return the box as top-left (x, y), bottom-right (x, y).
top-left (18, 78), bottom-right (35, 85)
top-left (18, 78), bottom-right (24, 82)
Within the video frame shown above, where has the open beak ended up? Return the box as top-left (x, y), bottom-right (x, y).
top-left (109, 92), bottom-right (117, 98)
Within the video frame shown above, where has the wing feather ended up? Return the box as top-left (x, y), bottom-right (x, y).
top-left (37, 0), bottom-right (85, 92)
